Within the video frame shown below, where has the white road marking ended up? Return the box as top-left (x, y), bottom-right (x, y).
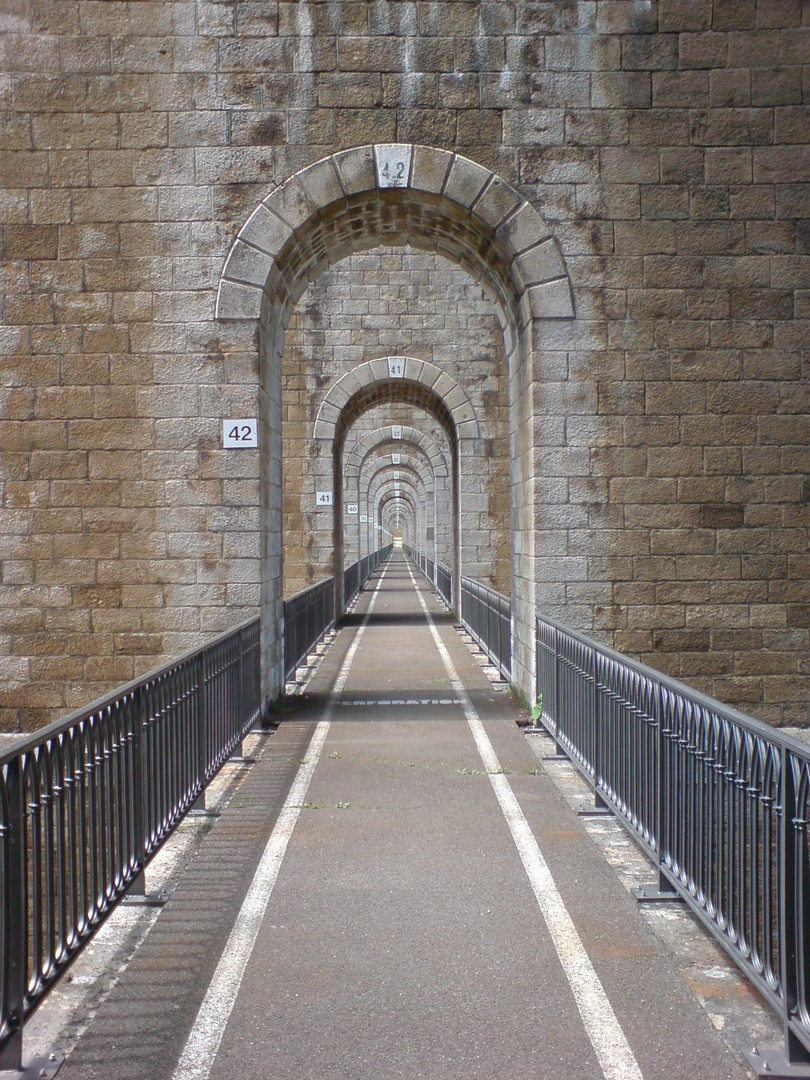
top-left (405, 562), bottom-right (644, 1080)
top-left (172, 564), bottom-right (390, 1080)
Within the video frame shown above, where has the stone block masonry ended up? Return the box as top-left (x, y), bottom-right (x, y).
top-left (1, 1), bottom-right (808, 728)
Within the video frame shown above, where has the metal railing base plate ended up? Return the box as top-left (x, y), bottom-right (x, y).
top-left (744, 1048), bottom-right (810, 1078)
top-left (631, 885), bottom-right (684, 904)
top-left (0, 1053), bottom-right (64, 1080)
top-left (121, 892), bottom-right (169, 908)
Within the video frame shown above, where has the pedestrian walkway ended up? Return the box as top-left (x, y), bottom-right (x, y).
top-left (57, 554), bottom-right (751, 1080)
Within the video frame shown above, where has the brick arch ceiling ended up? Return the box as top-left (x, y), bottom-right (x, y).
top-left (346, 427), bottom-right (449, 479)
top-left (216, 144), bottom-right (574, 354)
top-left (368, 467), bottom-right (423, 498)
top-left (314, 357), bottom-right (479, 443)
top-left (363, 455), bottom-right (433, 492)
top-left (332, 381), bottom-right (457, 457)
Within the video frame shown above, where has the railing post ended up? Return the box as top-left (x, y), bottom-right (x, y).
top-left (1, 756), bottom-right (26, 1072)
top-left (779, 749), bottom-right (810, 1066)
top-left (127, 687), bottom-right (148, 897)
top-left (633, 682), bottom-right (679, 902)
top-left (191, 652), bottom-right (211, 814)
top-left (589, 646), bottom-right (609, 813)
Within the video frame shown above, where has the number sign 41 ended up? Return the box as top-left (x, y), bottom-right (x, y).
top-left (223, 419), bottom-right (258, 448)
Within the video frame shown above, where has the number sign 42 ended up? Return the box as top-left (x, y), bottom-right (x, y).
top-left (223, 419), bottom-right (258, 448)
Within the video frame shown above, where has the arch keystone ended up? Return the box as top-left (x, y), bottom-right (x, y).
top-left (373, 144), bottom-right (414, 188)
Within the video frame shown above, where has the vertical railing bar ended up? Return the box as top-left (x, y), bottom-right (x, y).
top-left (0, 755), bottom-right (26, 1072)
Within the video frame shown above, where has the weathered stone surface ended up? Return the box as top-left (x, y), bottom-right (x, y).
top-left (0, 0), bottom-right (808, 727)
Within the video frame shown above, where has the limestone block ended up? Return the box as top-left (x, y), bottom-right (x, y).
top-left (523, 279), bottom-right (575, 321)
top-left (222, 240), bottom-right (275, 289)
top-left (443, 155), bottom-right (491, 210)
top-left (368, 356), bottom-right (390, 382)
top-left (512, 239), bottom-right (567, 290)
top-left (216, 279), bottom-right (262, 320)
top-left (410, 144), bottom-right (454, 195)
top-left (294, 156), bottom-right (344, 209)
top-left (472, 178), bottom-right (523, 230)
top-left (351, 362), bottom-right (376, 389)
top-left (431, 371), bottom-right (458, 400)
top-left (334, 145), bottom-right (376, 195)
top-left (444, 385), bottom-right (468, 411)
top-left (240, 202), bottom-right (293, 258)
top-left (327, 382), bottom-right (351, 410)
top-left (451, 402), bottom-right (477, 427)
top-left (456, 420), bottom-right (479, 440)
top-left (496, 202), bottom-right (551, 257)
top-left (263, 178), bottom-right (317, 231)
top-left (402, 356), bottom-right (424, 382)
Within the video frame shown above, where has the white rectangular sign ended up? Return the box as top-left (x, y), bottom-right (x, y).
top-left (388, 357), bottom-right (405, 378)
top-left (346, 504), bottom-right (358, 514)
top-left (316, 491), bottom-right (333, 506)
top-left (392, 426), bottom-right (402, 439)
top-left (223, 419), bottom-right (258, 448)
top-left (360, 514), bottom-right (368, 523)
top-left (392, 453), bottom-right (401, 464)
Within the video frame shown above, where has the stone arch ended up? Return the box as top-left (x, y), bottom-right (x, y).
top-left (217, 144), bottom-right (574, 335)
top-left (346, 426), bottom-right (449, 478)
top-left (216, 143), bottom-right (575, 704)
top-left (344, 426), bottom-right (450, 572)
top-left (314, 358), bottom-right (479, 442)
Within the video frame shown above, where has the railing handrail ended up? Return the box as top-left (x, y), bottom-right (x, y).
top-left (535, 610), bottom-right (810, 1069)
top-left (536, 611), bottom-right (810, 760)
top-left (460, 575), bottom-right (510, 609)
top-left (0, 616), bottom-right (260, 767)
top-left (1, 618), bottom-right (262, 1069)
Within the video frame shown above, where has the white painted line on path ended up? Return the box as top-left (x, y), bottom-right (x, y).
top-left (405, 562), bottom-right (644, 1080)
top-left (172, 564), bottom-right (390, 1080)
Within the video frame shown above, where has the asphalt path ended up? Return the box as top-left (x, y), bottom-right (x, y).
top-left (57, 552), bottom-right (753, 1080)
top-left (175, 554), bottom-right (750, 1080)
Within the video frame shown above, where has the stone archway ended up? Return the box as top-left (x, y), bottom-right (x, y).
top-left (216, 143), bottom-right (575, 704)
top-left (313, 358), bottom-right (479, 441)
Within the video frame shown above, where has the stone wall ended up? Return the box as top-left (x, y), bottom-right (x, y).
top-left (0, 1), bottom-right (808, 728)
top-left (282, 248), bottom-right (511, 597)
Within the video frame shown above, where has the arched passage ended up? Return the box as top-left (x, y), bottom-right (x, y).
top-left (330, 380), bottom-right (459, 612)
top-left (349, 434), bottom-right (446, 570)
top-left (217, 143), bottom-right (575, 705)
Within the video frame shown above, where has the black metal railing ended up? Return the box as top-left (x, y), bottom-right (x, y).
top-left (343, 562), bottom-right (360, 609)
top-left (0, 619), bottom-right (260, 1071)
top-left (535, 614), bottom-right (810, 1069)
top-left (343, 546), bottom-right (392, 609)
top-left (283, 578), bottom-right (334, 682)
top-left (461, 578), bottom-right (511, 680)
top-left (285, 547), bottom-right (392, 682)
top-left (436, 562), bottom-right (452, 609)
